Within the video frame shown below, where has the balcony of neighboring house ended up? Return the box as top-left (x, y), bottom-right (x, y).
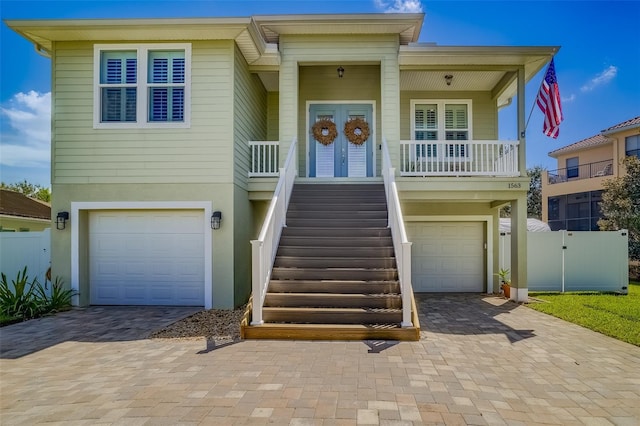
top-left (546, 158), bottom-right (614, 185)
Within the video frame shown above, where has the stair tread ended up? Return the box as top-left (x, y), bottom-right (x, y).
top-left (263, 307), bottom-right (402, 312)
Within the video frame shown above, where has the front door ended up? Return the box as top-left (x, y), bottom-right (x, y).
top-left (309, 104), bottom-right (373, 177)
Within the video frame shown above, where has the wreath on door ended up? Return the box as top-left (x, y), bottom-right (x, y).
top-left (344, 117), bottom-right (370, 146)
top-left (311, 118), bottom-right (338, 146)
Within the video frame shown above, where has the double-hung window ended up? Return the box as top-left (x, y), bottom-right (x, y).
top-left (411, 100), bottom-right (472, 158)
top-left (94, 44), bottom-right (191, 128)
top-left (626, 135), bottom-right (640, 158)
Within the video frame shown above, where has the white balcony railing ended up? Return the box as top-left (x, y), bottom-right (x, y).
top-left (250, 138), bottom-right (297, 325)
top-left (249, 141), bottom-right (279, 177)
top-left (382, 138), bottom-right (413, 328)
top-left (400, 140), bottom-right (519, 177)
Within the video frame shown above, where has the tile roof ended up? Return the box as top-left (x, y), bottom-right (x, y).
top-left (602, 116), bottom-right (640, 133)
top-left (548, 134), bottom-right (610, 157)
top-left (548, 116), bottom-right (640, 157)
top-left (0, 189), bottom-right (51, 220)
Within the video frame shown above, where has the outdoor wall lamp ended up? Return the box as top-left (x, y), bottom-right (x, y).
top-left (211, 211), bottom-right (222, 230)
top-left (445, 74), bottom-right (453, 86)
top-left (337, 66), bottom-right (344, 78)
top-left (56, 211), bottom-right (69, 230)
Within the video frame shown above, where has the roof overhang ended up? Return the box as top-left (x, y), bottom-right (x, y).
top-left (253, 13), bottom-right (423, 45)
top-left (399, 45), bottom-right (559, 107)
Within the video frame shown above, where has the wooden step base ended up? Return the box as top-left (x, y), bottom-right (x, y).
top-left (241, 323), bottom-right (420, 341)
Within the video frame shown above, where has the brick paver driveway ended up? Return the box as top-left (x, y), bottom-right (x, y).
top-left (1, 295), bottom-right (639, 425)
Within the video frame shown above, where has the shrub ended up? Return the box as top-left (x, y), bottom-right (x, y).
top-left (35, 276), bottom-right (75, 313)
top-left (0, 267), bottom-right (76, 325)
top-left (0, 267), bottom-right (43, 320)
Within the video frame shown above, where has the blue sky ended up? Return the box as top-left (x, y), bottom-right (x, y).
top-left (1, 0), bottom-right (639, 187)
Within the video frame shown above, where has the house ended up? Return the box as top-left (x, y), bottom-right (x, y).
top-left (0, 189), bottom-right (51, 232)
top-left (7, 13), bottom-right (557, 339)
top-left (542, 116), bottom-right (640, 231)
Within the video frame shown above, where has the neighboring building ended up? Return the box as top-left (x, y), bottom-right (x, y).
top-left (7, 13), bottom-right (557, 322)
top-left (0, 189), bottom-right (51, 232)
top-left (542, 116), bottom-right (640, 231)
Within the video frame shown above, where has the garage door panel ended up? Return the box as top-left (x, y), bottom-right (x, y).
top-left (90, 210), bottom-right (205, 306)
top-left (408, 222), bottom-right (484, 292)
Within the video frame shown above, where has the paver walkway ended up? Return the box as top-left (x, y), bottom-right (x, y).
top-left (1, 295), bottom-right (639, 425)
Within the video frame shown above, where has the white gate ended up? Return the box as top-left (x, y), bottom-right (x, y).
top-left (499, 230), bottom-right (629, 293)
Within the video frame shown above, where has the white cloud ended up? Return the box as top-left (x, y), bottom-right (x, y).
top-left (562, 94), bottom-right (576, 103)
top-left (0, 91), bottom-right (51, 167)
top-left (374, 0), bottom-right (423, 13)
top-left (580, 65), bottom-right (618, 92)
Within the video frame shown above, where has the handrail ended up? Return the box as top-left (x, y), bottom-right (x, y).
top-left (250, 138), bottom-right (298, 325)
top-left (381, 138), bottom-right (413, 327)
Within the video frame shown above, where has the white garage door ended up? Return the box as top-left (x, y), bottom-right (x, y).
top-left (407, 222), bottom-right (484, 292)
top-left (89, 210), bottom-right (205, 306)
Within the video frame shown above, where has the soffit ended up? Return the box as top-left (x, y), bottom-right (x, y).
top-left (253, 14), bottom-right (423, 45)
top-left (401, 70), bottom-right (505, 91)
top-left (5, 18), bottom-right (252, 51)
top-left (400, 45), bottom-right (558, 106)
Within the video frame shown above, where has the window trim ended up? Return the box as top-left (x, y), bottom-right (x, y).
top-left (93, 43), bottom-right (191, 129)
top-left (410, 99), bottom-right (473, 142)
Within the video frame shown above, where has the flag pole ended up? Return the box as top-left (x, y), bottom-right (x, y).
top-left (524, 57), bottom-right (554, 134)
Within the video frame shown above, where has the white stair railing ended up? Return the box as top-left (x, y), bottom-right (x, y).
top-left (250, 138), bottom-right (298, 325)
top-left (382, 138), bottom-right (413, 327)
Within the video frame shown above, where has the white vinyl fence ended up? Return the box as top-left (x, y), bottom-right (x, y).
top-left (0, 229), bottom-right (51, 292)
top-left (500, 230), bottom-right (629, 293)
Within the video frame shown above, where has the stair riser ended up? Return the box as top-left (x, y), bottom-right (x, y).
top-left (286, 219), bottom-right (388, 228)
top-left (279, 237), bottom-right (393, 247)
top-left (274, 257), bottom-right (397, 269)
top-left (272, 268), bottom-right (398, 281)
top-left (264, 294), bottom-right (402, 309)
top-left (262, 310), bottom-right (402, 324)
top-left (268, 281), bottom-right (400, 294)
top-left (288, 203), bottom-right (387, 211)
top-left (287, 211), bottom-right (387, 219)
top-left (281, 228), bottom-right (391, 237)
top-left (277, 247), bottom-right (395, 257)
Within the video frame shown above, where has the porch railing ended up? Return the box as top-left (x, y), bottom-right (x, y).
top-left (382, 138), bottom-right (413, 328)
top-left (249, 141), bottom-right (280, 177)
top-left (250, 138), bottom-right (297, 325)
top-left (547, 159), bottom-right (613, 184)
top-left (400, 140), bottom-right (519, 176)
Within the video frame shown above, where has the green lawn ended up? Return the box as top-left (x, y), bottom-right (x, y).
top-left (528, 282), bottom-right (640, 346)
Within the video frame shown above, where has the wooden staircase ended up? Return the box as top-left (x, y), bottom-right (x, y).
top-left (242, 183), bottom-right (420, 341)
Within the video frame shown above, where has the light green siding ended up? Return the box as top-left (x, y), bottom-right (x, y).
top-left (298, 65), bottom-right (381, 177)
top-left (267, 92), bottom-right (279, 141)
top-left (400, 91), bottom-right (498, 140)
top-left (231, 43), bottom-right (267, 305)
top-left (52, 40), bottom-right (236, 184)
top-left (233, 43), bottom-right (268, 189)
top-left (278, 35), bottom-right (399, 175)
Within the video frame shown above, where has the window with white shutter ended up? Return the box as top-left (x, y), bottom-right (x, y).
top-left (94, 44), bottom-right (191, 128)
top-left (99, 51), bottom-right (137, 122)
top-left (411, 100), bottom-right (472, 157)
top-left (148, 51), bottom-right (185, 122)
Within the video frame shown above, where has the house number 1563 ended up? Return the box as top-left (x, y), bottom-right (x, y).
top-left (508, 183), bottom-right (522, 188)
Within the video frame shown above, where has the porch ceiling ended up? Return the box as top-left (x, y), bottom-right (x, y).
top-left (400, 70), bottom-right (506, 92)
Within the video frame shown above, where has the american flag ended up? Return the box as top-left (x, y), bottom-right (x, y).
top-left (536, 58), bottom-right (563, 138)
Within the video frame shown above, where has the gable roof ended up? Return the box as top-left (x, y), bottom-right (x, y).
top-left (0, 189), bottom-right (51, 220)
top-left (549, 116), bottom-right (640, 157)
